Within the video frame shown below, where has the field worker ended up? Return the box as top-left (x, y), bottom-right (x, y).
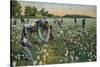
top-left (14, 18), bottom-right (17, 25)
top-left (60, 18), bottom-right (63, 28)
top-left (36, 18), bottom-right (50, 43)
top-left (21, 17), bottom-right (24, 24)
top-left (82, 18), bottom-right (86, 30)
top-left (49, 25), bottom-right (53, 40)
top-left (21, 33), bottom-right (34, 64)
top-left (21, 20), bottom-right (37, 65)
top-left (61, 18), bottom-right (63, 24)
top-left (74, 18), bottom-right (77, 24)
top-left (27, 19), bottom-right (29, 24)
top-left (35, 18), bottom-right (44, 42)
top-left (23, 21), bottom-right (31, 34)
top-left (54, 18), bottom-right (57, 24)
top-left (58, 20), bottom-right (62, 28)
top-left (43, 21), bottom-right (51, 42)
top-left (43, 17), bottom-right (48, 23)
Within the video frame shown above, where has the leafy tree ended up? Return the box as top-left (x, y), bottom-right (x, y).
top-left (24, 6), bottom-right (37, 17)
top-left (24, 6), bottom-right (32, 17)
top-left (48, 14), bottom-right (54, 17)
top-left (40, 8), bottom-right (45, 16)
top-left (10, 0), bottom-right (22, 18)
top-left (31, 6), bottom-right (37, 16)
top-left (44, 11), bottom-right (48, 16)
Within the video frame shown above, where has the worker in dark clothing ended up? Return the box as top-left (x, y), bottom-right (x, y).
top-left (14, 19), bottom-right (16, 25)
top-left (74, 18), bottom-right (77, 24)
top-left (21, 17), bottom-right (24, 24)
top-left (82, 18), bottom-right (86, 30)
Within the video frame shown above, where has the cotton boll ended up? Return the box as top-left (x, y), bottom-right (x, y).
top-left (39, 61), bottom-right (42, 65)
top-left (74, 41), bottom-right (77, 44)
top-left (75, 56), bottom-right (79, 61)
top-left (15, 55), bottom-right (17, 59)
top-left (71, 55), bottom-right (74, 61)
top-left (65, 58), bottom-right (67, 61)
top-left (72, 51), bottom-right (75, 54)
top-left (43, 49), bottom-right (47, 53)
top-left (65, 50), bottom-right (68, 57)
top-left (11, 53), bottom-right (14, 56)
top-left (88, 59), bottom-right (92, 62)
top-left (17, 54), bottom-right (20, 60)
top-left (33, 60), bottom-right (37, 65)
top-left (43, 44), bottom-right (48, 48)
top-left (22, 54), bottom-right (25, 57)
top-left (18, 56), bottom-right (20, 60)
top-left (46, 53), bottom-right (49, 56)
top-left (59, 30), bottom-right (63, 34)
top-left (60, 59), bottom-right (63, 62)
top-left (43, 55), bottom-right (46, 58)
top-left (12, 61), bottom-right (16, 67)
top-left (37, 56), bottom-right (40, 60)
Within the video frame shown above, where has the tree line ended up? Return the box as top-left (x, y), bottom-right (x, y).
top-left (10, 0), bottom-right (59, 18)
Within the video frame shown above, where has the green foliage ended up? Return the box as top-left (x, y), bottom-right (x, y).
top-left (24, 6), bottom-right (32, 17)
top-left (10, 0), bottom-right (22, 18)
top-left (10, 0), bottom-right (60, 18)
top-left (31, 6), bottom-right (37, 16)
top-left (63, 14), bottom-right (94, 18)
top-left (39, 8), bottom-right (49, 16)
top-left (25, 6), bottom-right (38, 17)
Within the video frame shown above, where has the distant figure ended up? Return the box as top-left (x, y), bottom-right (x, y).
top-left (54, 18), bottom-right (57, 24)
top-left (57, 18), bottom-right (63, 28)
top-left (21, 17), bottom-right (24, 24)
top-left (13, 19), bottom-right (16, 25)
top-left (43, 17), bottom-right (48, 23)
top-left (60, 18), bottom-right (63, 27)
top-left (54, 18), bottom-right (63, 28)
top-left (49, 25), bottom-right (53, 40)
top-left (61, 18), bottom-right (63, 24)
top-left (82, 18), bottom-right (86, 30)
top-left (74, 18), bottom-right (77, 24)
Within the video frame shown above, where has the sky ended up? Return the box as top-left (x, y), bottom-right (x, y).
top-left (18, 1), bottom-right (96, 17)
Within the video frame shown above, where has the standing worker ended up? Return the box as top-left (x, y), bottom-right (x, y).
top-left (82, 18), bottom-right (86, 30)
top-left (21, 17), bottom-right (24, 24)
top-left (14, 18), bottom-right (17, 25)
top-left (74, 18), bottom-right (77, 24)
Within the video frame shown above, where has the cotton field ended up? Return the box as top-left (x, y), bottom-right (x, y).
top-left (11, 18), bottom-right (96, 66)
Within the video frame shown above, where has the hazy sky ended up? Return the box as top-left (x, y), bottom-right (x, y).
top-left (18, 1), bottom-right (96, 17)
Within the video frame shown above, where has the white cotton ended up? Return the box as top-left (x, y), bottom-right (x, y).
top-left (46, 53), bottom-right (49, 56)
top-left (33, 60), bottom-right (37, 65)
top-left (65, 50), bottom-right (68, 57)
top-left (60, 59), bottom-right (63, 62)
top-left (23, 37), bottom-right (28, 43)
top-left (75, 56), bottom-right (79, 60)
top-left (43, 55), bottom-right (46, 58)
top-left (37, 56), bottom-right (40, 60)
top-left (12, 61), bottom-right (16, 67)
top-left (43, 57), bottom-right (46, 61)
top-left (60, 30), bottom-right (63, 34)
top-left (43, 49), bottom-right (47, 53)
top-left (39, 61), bottom-right (42, 65)
top-left (24, 23), bottom-right (31, 28)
